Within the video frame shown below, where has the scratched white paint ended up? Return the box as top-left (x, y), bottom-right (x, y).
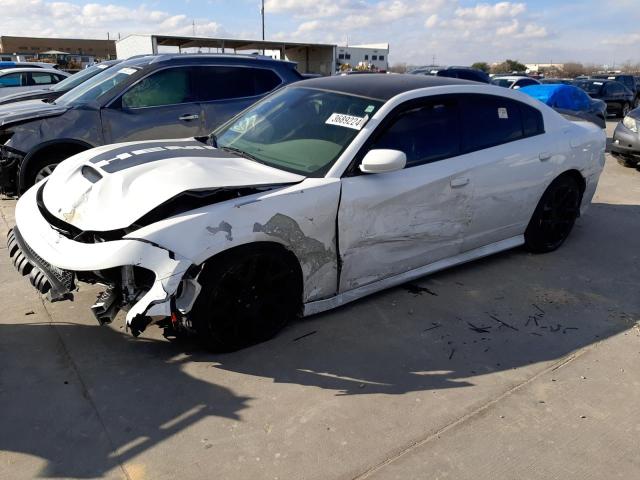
top-left (13, 84), bottom-right (606, 328)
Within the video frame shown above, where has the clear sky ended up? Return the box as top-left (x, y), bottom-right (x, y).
top-left (2, 0), bottom-right (639, 67)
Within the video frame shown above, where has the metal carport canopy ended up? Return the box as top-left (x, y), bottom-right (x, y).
top-left (150, 35), bottom-right (336, 75)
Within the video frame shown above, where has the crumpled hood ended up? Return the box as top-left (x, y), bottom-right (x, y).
top-left (0, 99), bottom-right (68, 127)
top-left (41, 138), bottom-right (305, 232)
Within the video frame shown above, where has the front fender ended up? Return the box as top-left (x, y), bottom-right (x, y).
top-left (128, 178), bottom-right (342, 302)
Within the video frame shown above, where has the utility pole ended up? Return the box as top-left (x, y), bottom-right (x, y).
top-left (193, 20), bottom-right (196, 36)
top-left (261, 0), bottom-right (265, 40)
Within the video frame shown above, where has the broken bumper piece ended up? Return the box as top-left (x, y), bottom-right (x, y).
top-left (7, 227), bottom-right (75, 301)
top-left (10, 184), bottom-right (193, 327)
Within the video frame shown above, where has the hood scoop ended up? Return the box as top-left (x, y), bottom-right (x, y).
top-left (41, 138), bottom-right (306, 232)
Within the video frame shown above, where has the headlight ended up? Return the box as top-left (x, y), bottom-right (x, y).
top-left (623, 116), bottom-right (638, 133)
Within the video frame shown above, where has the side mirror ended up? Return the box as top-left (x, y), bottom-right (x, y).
top-left (359, 149), bottom-right (407, 174)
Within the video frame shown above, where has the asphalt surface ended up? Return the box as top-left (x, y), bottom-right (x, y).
top-left (0, 119), bottom-right (639, 479)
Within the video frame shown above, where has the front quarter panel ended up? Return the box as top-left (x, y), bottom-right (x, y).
top-left (127, 178), bottom-right (342, 302)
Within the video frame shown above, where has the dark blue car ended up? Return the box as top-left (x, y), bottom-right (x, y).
top-left (0, 54), bottom-right (302, 194)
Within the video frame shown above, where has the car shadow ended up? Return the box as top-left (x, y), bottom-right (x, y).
top-left (0, 203), bottom-right (638, 478)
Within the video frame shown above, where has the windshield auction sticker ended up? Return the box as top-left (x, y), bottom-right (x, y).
top-left (119, 67), bottom-right (138, 75)
top-left (326, 113), bottom-right (369, 130)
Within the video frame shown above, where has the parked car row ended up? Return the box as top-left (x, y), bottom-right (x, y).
top-left (0, 60), bottom-right (121, 105)
top-left (3, 63), bottom-right (606, 350)
top-left (0, 54), bottom-right (302, 195)
top-left (0, 68), bottom-right (70, 99)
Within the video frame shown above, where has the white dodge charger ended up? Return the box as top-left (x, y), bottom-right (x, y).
top-left (8, 74), bottom-right (606, 351)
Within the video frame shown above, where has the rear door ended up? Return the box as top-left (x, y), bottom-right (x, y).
top-left (101, 66), bottom-right (204, 143)
top-left (338, 97), bottom-right (475, 291)
top-left (458, 94), bottom-right (550, 250)
top-left (194, 65), bottom-right (283, 133)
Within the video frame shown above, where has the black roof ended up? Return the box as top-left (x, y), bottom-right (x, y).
top-left (294, 73), bottom-right (474, 101)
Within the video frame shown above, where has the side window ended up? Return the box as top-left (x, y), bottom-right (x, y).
top-left (371, 99), bottom-right (460, 167)
top-left (461, 95), bottom-right (525, 152)
top-left (194, 66), bottom-right (281, 102)
top-left (121, 68), bottom-right (192, 108)
top-left (31, 72), bottom-right (55, 85)
top-left (0, 72), bottom-right (25, 87)
top-left (521, 102), bottom-right (544, 137)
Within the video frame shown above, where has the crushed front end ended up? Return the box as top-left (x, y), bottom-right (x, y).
top-left (0, 143), bottom-right (24, 196)
top-left (8, 183), bottom-right (197, 337)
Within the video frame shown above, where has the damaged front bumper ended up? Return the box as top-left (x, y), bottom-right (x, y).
top-left (0, 144), bottom-right (24, 195)
top-left (9, 184), bottom-right (194, 331)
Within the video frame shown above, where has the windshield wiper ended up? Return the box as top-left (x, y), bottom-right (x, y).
top-left (219, 146), bottom-right (263, 164)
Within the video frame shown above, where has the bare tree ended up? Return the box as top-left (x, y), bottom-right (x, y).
top-left (389, 63), bottom-right (408, 73)
top-left (561, 62), bottom-right (584, 78)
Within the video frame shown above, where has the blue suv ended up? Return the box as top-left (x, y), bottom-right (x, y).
top-left (0, 54), bottom-right (302, 194)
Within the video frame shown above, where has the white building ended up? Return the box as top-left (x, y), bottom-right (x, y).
top-left (336, 43), bottom-right (389, 72)
top-left (525, 63), bottom-right (565, 73)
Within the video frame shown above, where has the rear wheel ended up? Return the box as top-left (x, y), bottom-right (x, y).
top-left (524, 175), bottom-right (583, 253)
top-left (191, 245), bottom-right (302, 352)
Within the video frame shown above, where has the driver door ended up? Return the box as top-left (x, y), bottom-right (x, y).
top-left (101, 66), bottom-right (204, 143)
top-left (337, 97), bottom-right (475, 292)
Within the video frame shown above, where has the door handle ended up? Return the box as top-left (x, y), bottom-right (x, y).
top-left (179, 114), bottom-right (199, 121)
top-left (450, 177), bottom-right (470, 188)
top-left (539, 152), bottom-right (552, 161)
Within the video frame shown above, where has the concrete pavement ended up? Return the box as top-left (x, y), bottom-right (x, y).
top-left (0, 120), bottom-right (638, 479)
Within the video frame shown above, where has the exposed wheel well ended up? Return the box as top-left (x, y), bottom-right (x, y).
top-left (20, 142), bottom-right (91, 191)
top-left (558, 169), bottom-right (586, 195)
top-left (198, 241), bottom-right (304, 303)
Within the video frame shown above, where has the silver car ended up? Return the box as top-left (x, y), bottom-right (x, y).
top-left (0, 68), bottom-right (69, 99)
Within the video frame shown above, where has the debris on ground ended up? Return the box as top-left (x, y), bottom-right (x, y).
top-left (405, 284), bottom-right (438, 296)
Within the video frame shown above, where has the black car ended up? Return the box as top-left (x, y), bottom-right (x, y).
top-left (0, 54), bottom-right (302, 195)
top-left (573, 79), bottom-right (634, 117)
top-left (592, 74), bottom-right (639, 108)
top-left (0, 60), bottom-right (121, 105)
top-left (539, 78), bottom-right (573, 85)
top-left (611, 106), bottom-right (640, 167)
top-left (434, 67), bottom-right (490, 83)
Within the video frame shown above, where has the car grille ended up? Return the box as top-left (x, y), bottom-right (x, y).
top-left (7, 227), bottom-right (74, 301)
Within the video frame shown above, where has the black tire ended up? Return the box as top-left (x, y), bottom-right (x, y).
top-left (22, 153), bottom-right (67, 191)
top-left (616, 155), bottom-right (638, 168)
top-left (191, 244), bottom-right (302, 352)
top-left (524, 175), bottom-right (583, 253)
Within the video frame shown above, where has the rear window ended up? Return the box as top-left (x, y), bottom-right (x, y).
top-left (194, 66), bottom-right (281, 101)
top-left (460, 94), bottom-right (543, 152)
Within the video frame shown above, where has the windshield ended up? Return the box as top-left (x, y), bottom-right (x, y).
top-left (50, 63), bottom-right (113, 92)
top-left (212, 87), bottom-right (384, 176)
top-left (491, 78), bottom-right (515, 88)
top-left (574, 81), bottom-right (603, 94)
top-left (55, 66), bottom-right (139, 106)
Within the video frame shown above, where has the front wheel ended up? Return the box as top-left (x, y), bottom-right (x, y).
top-left (524, 175), bottom-right (583, 253)
top-left (191, 245), bottom-right (302, 352)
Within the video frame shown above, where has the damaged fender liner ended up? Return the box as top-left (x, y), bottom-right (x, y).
top-left (7, 227), bottom-right (75, 301)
